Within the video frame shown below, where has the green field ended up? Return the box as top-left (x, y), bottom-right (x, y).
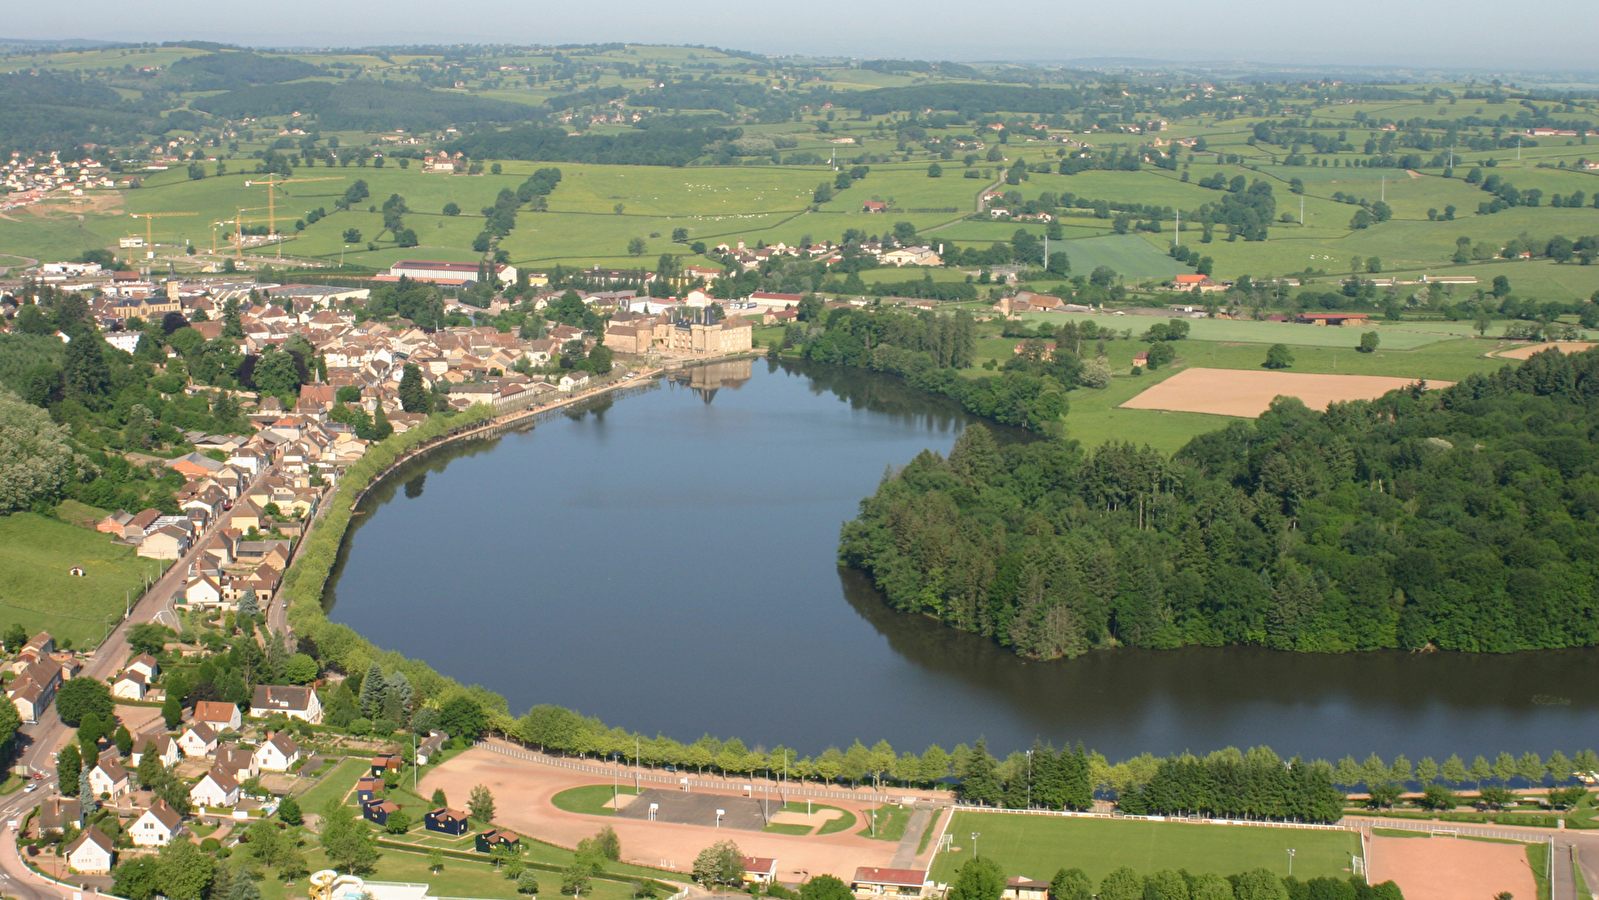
top-left (293, 757), bottom-right (368, 811)
top-left (0, 513), bottom-right (167, 648)
top-left (252, 844), bottom-right (642, 900)
top-left (551, 784), bottom-right (642, 816)
top-left (863, 805), bottom-right (913, 841)
top-left (930, 812), bottom-right (1360, 884)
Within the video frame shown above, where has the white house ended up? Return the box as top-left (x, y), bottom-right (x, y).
top-left (66, 826), bottom-right (115, 874)
top-left (193, 700), bottom-right (242, 732)
top-left (88, 758), bottom-right (130, 800)
top-left (249, 685), bottom-right (323, 723)
top-left (126, 653), bottom-right (160, 682)
top-left (183, 574), bottom-right (225, 608)
top-left (254, 732), bottom-right (301, 772)
top-left (189, 767), bottom-right (240, 808)
top-left (131, 735), bottom-right (180, 769)
top-left (178, 722), bottom-right (218, 758)
top-left (112, 670), bottom-right (147, 700)
top-left (557, 371), bottom-right (590, 392)
top-left (130, 800), bottom-right (184, 847)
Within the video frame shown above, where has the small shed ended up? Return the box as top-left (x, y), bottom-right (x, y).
top-left (425, 807), bottom-right (469, 836)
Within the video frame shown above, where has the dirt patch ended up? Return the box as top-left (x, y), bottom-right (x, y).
top-left (1120, 367), bottom-right (1452, 418)
top-left (420, 747), bottom-right (899, 882)
top-left (25, 192), bottom-right (124, 218)
top-left (1368, 835), bottom-right (1535, 900)
top-left (604, 793), bottom-right (637, 810)
top-left (1492, 341), bottom-right (1596, 360)
top-left (770, 809), bottom-right (843, 828)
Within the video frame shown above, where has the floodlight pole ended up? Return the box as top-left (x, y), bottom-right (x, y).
top-left (971, 832), bottom-right (981, 858)
top-left (1287, 849), bottom-right (1296, 876)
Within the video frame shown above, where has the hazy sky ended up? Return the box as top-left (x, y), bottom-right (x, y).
top-left (10, 0), bottom-right (1595, 72)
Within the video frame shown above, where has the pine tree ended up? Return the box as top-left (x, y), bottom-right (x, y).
top-left (959, 739), bottom-right (1001, 806)
top-left (399, 364), bottom-right (430, 413)
top-left (359, 662), bottom-right (386, 717)
top-left (371, 403), bottom-right (393, 440)
top-left (1065, 744), bottom-right (1094, 811)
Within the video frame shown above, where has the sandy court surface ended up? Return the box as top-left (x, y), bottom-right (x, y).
top-left (1493, 341), bottom-right (1596, 359)
top-left (604, 794), bottom-right (637, 810)
top-left (1120, 367), bottom-right (1452, 418)
top-left (1368, 835), bottom-right (1536, 900)
top-left (420, 747), bottom-right (900, 882)
top-left (770, 809), bottom-right (843, 827)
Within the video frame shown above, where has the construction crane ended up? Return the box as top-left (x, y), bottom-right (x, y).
top-left (242, 174), bottom-right (343, 253)
top-left (220, 208), bottom-right (278, 261)
top-left (129, 212), bottom-right (197, 265)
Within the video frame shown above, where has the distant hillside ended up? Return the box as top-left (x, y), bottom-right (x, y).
top-left (169, 50), bottom-right (323, 91)
top-left (192, 80), bottom-right (540, 131)
top-left (0, 71), bottom-right (150, 153)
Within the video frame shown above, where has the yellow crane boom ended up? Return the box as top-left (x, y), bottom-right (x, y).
top-left (129, 212), bottom-right (197, 263)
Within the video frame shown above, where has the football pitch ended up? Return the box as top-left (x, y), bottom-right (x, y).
top-left (929, 811), bottom-right (1361, 883)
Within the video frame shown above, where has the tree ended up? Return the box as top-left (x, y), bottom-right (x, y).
top-left (285, 654), bottom-right (319, 684)
top-left (592, 825), bottom-right (621, 861)
top-left (2, 623), bottom-right (27, 652)
top-left (320, 799), bottom-right (379, 874)
top-left (1188, 874), bottom-right (1233, 900)
top-left (278, 795), bottom-right (302, 825)
top-left (518, 871), bottom-right (541, 895)
top-left (627, 237), bottom-right (647, 257)
top-left (927, 163), bottom-right (943, 178)
top-left (1231, 869), bottom-right (1289, 900)
top-left (1442, 754), bottom-right (1469, 786)
top-left (159, 837), bottom-right (217, 900)
top-left (469, 784), bottom-right (496, 824)
top-left (440, 694), bottom-right (486, 740)
top-left (960, 740), bottom-right (1001, 805)
top-left (562, 850), bottom-right (599, 896)
top-left (386, 810), bottom-right (412, 834)
top-left (398, 363), bottom-right (430, 414)
top-left (1350, 208), bottom-right (1373, 229)
top-left (56, 676), bottom-right (112, 725)
top-left (802, 875), bottom-right (853, 900)
top-left (1263, 344), bottom-right (1294, 369)
top-left (443, 202), bottom-right (461, 216)
top-left (428, 847), bottom-right (445, 874)
top-left (1096, 867), bottom-right (1144, 900)
top-left (162, 692), bottom-right (184, 729)
top-left (1358, 332), bottom-right (1380, 353)
top-left (56, 742), bottom-right (80, 794)
top-left (948, 856), bottom-right (1005, 900)
top-left (1418, 782), bottom-right (1459, 811)
top-left (1048, 868), bottom-right (1091, 900)
top-left (114, 724), bottom-right (134, 755)
top-left (128, 623), bottom-right (174, 656)
top-left (0, 390), bottom-right (77, 513)
top-left (431, 788), bottom-right (448, 807)
top-left (114, 856), bottom-right (164, 900)
top-left (1146, 342), bottom-right (1175, 369)
top-left (691, 840), bottom-right (744, 886)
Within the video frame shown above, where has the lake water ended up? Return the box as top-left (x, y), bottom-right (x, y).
top-left (326, 359), bottom-right (1599, 762)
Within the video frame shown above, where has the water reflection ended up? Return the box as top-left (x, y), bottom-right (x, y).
top-left (325, 361), bottom-right (1599, 761)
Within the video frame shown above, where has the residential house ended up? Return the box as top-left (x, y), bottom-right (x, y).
top-left (131, 735), bottom-right (180, 769)
top-left (741, 858), bottom-right (779, 885)
top-left (557, 371), bottom-right (590, 392)
top-left (254, 732), bottom-right (301, 772)
top-left (130, 799), bottom-right (184, 847)
top-left (126, 653), bottom-right (159, 682)
top-left (88, 757), bottom-right (131, 799)
top-left (183, 573), bottom-right (226, 609)
top-left (65, 826), bottom-right (116, 874)
top-left (189, 767), bottom-right (240, 808)
top-left (216, 745), bottom-right (258, 782)
top-left (178, 722), bottom-right (218, 758)
top-left (37, 797), bottom-right (83, 835)
top-left (194, 700), bottom-right (242, 732)
top-left (112, 670), bottom-right (148, 700)
top-left (424, 807), bottom-right (470, 836)
top-left (250, 685), bottom-right (323, 723)
top-left (8, 657), bottom-right (62, 724)
top-left (138, 525), bottom-right (191, 560)
top-left (416, 731), bottom-right (448, 766)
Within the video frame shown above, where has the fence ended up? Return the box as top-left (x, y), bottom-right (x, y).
top-left (475, 740), bottom-right (901, 805)
top-left (1364, 817), bottom-right (1556, 843)
top-left (949, 804), bottom-right (1359, 832)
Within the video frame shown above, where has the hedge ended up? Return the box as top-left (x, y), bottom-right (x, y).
top-left (279, 405), bottom-right (510, 717)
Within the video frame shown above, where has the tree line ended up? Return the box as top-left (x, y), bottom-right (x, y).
top-left (842, 347), bottom-right (1599, 659)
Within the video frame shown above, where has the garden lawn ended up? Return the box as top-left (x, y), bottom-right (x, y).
top-left (250, 846), bottom-right (640, 900)
top-left (0, 513), bottom-right (167, 647)
top-left (294, 757), bottom-right (368, 811)
top-left (931, 812), bottom-right (1360, 884)
top-left (863, 805), bottom-right (912, 841)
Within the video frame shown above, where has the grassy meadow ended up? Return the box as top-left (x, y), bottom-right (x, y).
top-left (930, 811), bottom-right (1361, 884)
top-left (0, 513), bottom-right (167, 648)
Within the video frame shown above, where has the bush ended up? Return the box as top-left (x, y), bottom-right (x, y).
top-left (1263, 343), bottom-right (1294, 369)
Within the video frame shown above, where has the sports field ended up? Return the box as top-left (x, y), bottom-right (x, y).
top-left (1367, 835), bottom-right (1536, 900)
top-left (930, 811), bottom-right (1360, 883)
top-left (1120, 368), bottom-right (1452, 418)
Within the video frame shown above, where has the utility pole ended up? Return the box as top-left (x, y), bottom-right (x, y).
top-left (1518, 135), bottom-right (1522, 160)
top-left (1381, 175), bottom-right (1385, 203)
top-left (1299, 196), bottom-right (1304, 225)
top-left (1042, 234), bottom-right (1048, 270)
top-left (1174, 208), bottom-right (1180, 247)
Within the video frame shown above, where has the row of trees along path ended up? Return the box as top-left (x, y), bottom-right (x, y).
top-left (478, 739), bottom-right (940, 805)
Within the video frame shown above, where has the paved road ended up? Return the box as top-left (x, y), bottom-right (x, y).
top-left (1, 467), bottom-right (273, 899)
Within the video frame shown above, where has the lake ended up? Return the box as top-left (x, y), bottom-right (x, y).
top-left (326, 359), bottom-right (1599, 762)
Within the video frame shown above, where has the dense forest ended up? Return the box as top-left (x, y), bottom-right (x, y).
top-left (193, 80), bottom-right (539, 131)
top-left (840, 347), bottom-right (1599, 658)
